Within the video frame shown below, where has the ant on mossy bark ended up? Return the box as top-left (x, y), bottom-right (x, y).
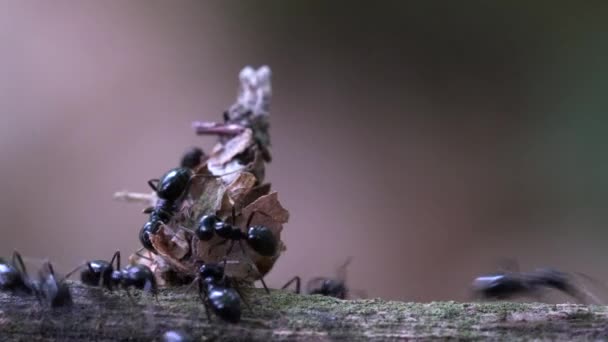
top-left (66, 251), bottom-right (157, 298)
top-left (1, 251), bottom-right (73, 308)
top-left (282, 258), bottom-right (365, 299)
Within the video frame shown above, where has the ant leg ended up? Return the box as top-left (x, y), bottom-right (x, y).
top-left (236, 240), bottom-right (269, 294)
top-left (281, 276), bottom-right (301, 294)
top-left (12, 251), bottom-right (29, 276)
top-left (220, 241), bottom-right (237, 270)
top-left (208, 239), bottom-right (230, 256)
top-left (125, 288), bottom-right (135, 303)
top-left (198, 285), bottom-right (212, 321)
top-left (244, 210), bottom-right (273, 228)
top-left (62, 263), bottom-right (87, 281)
top-left (109, 251), bottom-right (121, 270)
top-left (134, 248), bottom-right (154, 262)
top-left (202, 300), bottom-right (212, 322)
top-left (336, 257), bottom-right (353, 284)
top-left (183, 277), bottom-right (199, 294)
top-left (147, 179), bottom-right (160, 192)
top-left (233, 284), bottom-right (253, 313)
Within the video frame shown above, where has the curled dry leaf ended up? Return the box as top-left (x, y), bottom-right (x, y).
top-left (208, 128), bottom-right (254, 166)
top-left (150, 225), bottom-right (193, 274)
top-left (193, 191), bottom-right (288, 280)
top-left (225, 172), bottom-right (257, 204)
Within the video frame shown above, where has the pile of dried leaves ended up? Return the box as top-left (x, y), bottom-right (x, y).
top-left (116, 66), bottom-right (288, 286)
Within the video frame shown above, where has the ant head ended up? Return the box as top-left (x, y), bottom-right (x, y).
top-left (196, 215), bottom-right (218, 241)
top-left (247, 225), bottom-right (277, 257)
top-left (199, 263), bottom-right (224, 282)
top-left (180, 147), bottom-right (205, 169)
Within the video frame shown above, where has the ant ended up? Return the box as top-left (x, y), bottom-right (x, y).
top-left (472, 268), bottom-right (599, 304)
top-left (282, 258), bottom-right (357, 299)
top-left (180, 147), bottom-right (206, 170)
top-left (195, 262), bottom-right (242, 323)
top-left (1, 251), bottom-right (73, 308)
top-left (65, 251), bottom-right (121, 290)
top-left (34, 261), bottom-right (73, 308)
top-left (140, 167), bottom-right (195, 253)
top-left (195, 208), bottom-right (277, 292)
top-left (140, 166), bottom-right (249, 253)
top-left (0, 251), bottom-right (34, 294)
top-left (67, 251), bottom-right (157, 298)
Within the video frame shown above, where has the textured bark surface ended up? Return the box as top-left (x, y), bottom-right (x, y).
top-left (1, 282), bottom-right (608, 341)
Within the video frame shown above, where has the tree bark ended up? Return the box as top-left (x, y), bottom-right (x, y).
top-left (1, 282), bottom-right (607, 341)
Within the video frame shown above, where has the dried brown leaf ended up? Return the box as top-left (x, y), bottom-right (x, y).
top-left (226, 172), bottom-right (257, 204)
top-left (150, 226), bottom-right (192, 274)
top-left (208, 128), bottom-right (254, 166)
top-left (239, 183), bottom-right (272, 208)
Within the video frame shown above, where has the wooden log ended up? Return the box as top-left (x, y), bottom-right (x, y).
top-left (1, 282), bottom-right (607, 341)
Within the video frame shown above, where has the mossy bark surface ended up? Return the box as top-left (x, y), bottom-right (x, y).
top-left (1, 282), bottom-right (607, 341)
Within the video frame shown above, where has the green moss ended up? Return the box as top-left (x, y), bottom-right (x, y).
top-left (1, 282), bottom-right (607, 341)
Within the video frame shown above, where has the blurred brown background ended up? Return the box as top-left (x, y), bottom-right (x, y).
top-left (1, 1), bottom-right (607, 301)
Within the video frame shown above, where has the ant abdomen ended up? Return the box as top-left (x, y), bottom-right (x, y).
top-left (155, 168), bottom-right (193, 201)
top-left (247, 226), bottom-right (277, 256)
top-left (207, 285), bottom-right (241, 323)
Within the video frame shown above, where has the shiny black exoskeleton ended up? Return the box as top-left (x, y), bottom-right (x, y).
top-left (34, 262), bottom-right (73, 308)
top-left (472, 268), bottom-right (588, 302)
top-left (0, 251), bottom-right (33, 294)
top-left (197, 263), bottom-right (241, 323)
top-left (140, 167), bottom-right (195, 253)
top-left (113, 264), bottom-right (158, 296)
top-left (162, 330), bottom-right (193, 342)
top-left (72, 251), bottom-right (121, 290)
top-left (196, 210), bottom-right (278, 257)
top-left (196, 209), bottom-right (276, 293)
top-left (180, 147), bottom-right (205, 169)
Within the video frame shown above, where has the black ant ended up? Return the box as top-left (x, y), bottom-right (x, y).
top-left (67, 251), bottom-right (157, 298)
top-left (140, 167), bottom-right (195, 253)
top-left (180, 147), bottom-right (206, 170)
top-left (195, 262), bottom-right (242, 323)
top-left (282, 258), bottom-right (358, 299)
top-left (195, 208), bottom-right (277, 292)
top-left (472, 268), bottom-right (599, 304)
top-left (65, 251), bottom-right (121, 290)
top-left (0, 251), bottom-right (34, 295)
top-left (33, 261), bottom-right (73, 308)
top-left (140, 166), bottom-right (248, 253)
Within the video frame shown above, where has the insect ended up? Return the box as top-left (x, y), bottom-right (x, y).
top-left (34, 261), bottom-right (73, 308)
top-left (65, 251), bottom-right (121, 290)
top-left (471, 268), bottom-right (598, 303)
top-left (140, 167), bottom-right (195, 253)
top-left (0, 251), bottom-right (34, 294)
top-left (282, 258), bottom-right (357, 299)
top-left (180, 147), bottom-right (206, 169)
top-left (195, 208), bottom-right (277, 292)
top-left (114, 264), bottom-right (158, 297)
top-left (196, 262), bottom-right (242, 323)
top-left (162, 330), bottom-right (193, 342)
